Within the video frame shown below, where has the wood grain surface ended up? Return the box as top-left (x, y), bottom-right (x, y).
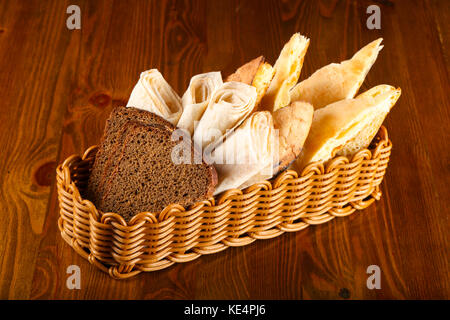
top-left (0, 0), bottom-right (448, 300)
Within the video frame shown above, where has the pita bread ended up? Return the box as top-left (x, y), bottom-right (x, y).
top-left (260, 33), bottom-right (310, 112)
top-left (252, 62), bottom-right (275, 110)
top-left (290, 38), bottom-right (383, 109)
top-left (294, 84), bottom-right (401, 170)
top-left (337, 85), bottom-right (400, 156)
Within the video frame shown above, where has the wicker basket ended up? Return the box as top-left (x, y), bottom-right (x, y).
top-left (56, 126), bottom-right (392, 279)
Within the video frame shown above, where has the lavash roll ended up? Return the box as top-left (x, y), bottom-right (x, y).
top-left (126, 69), bottom-right (182, 125)
top-left (210, 111), bottom-right (275, 195)
top-left (238, 101), bottom-right (314, 189)
top-left (177, 72), bottom-right (223, 135)
top-left (193, 81), bottom-right (257, 151)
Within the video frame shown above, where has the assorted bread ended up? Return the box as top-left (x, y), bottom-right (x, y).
top-left (87, 33), bottom-right (401, 220)
top-left (237, 101), bottom-right (314, 190)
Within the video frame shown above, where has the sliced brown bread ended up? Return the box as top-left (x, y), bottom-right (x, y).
top-left (98, 121), bottom-right (217, 221)
top-left (87, 106), bottom-right (175, 204)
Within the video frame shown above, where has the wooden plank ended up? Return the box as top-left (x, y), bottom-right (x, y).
top-left (0, 0), bottom-right (78, 299)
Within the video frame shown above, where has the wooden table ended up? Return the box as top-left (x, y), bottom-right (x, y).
top-left (0, 0), bottom-right (448, 300)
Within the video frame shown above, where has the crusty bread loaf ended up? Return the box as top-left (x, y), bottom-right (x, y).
top-left (294, 85), bottom-right (401, 170)
top-left (236, 101), bottom-right (313, 190)
top-left (226, 56), bottom-right (265, 84)
top-left (87, 106), bottom-right (175, 204)
top-left (97, 121), bottom-right (217, 221)
top-left (290, 38), bottom-right (383, 109)
top-left (272, 101), bottom-right (314, 171)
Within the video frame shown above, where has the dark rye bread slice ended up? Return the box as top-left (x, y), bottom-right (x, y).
top-left (99, 121), bottom-right (217, 221)
top-left (87, 106), bottom-right (175, 204)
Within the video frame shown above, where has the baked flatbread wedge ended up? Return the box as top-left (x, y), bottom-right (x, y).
top-left (336, 85), bottom-right (400, 157)
top-left (293, 84), bottom-right (401, 170)
top-left (260, 33), bottom-right (310, 112)
top-left (290, 38), bottom-right (383, 109)
top-left (226, 56), bottom-right (275, 109)
top-left (252, 62), bottom-right (275, 109)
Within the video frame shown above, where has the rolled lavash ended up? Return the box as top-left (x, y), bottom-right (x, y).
top-left (193, 81), bottom-right (257, 152)
top-left (177, 72), bottom-right (223, 135)
top-left (210, 111), bottom-right (275, 195)
top-left (238, 101), bottom-right (314, 189)
top-left (126, 69), bottom-right (182, 125)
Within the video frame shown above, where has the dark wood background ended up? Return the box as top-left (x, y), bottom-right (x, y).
top-left (0, 0), bottom-right (448, 300)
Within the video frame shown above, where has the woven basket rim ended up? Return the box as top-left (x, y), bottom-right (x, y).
top-left (57, 126), bottom-right (391, 227)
